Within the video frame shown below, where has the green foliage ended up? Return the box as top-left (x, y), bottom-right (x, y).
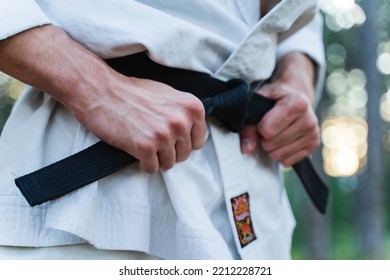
top-left (0, 74), bottom-right (17, 133)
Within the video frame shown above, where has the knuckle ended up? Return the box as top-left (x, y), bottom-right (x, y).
top-left (176, 143), bottom-right (192, 162)
top-left (152, 123), bottom-right (175, 143)
top-left (137, 140), bottom-right (156, 157)
top-left (309, 128), bottom-right (321, 149)
top-left (260, 126), bottom-right (274, 140)
top-left (310, 140), bottom-right (320, 152)
top-left (314, 134), bottom-right (321, 148)
top-left (291, 95), bottom-right (309, 114)
top-left (304, 119), bottom-right (318, 131)
top-left (148, 165), bottom-right (159, 174)
top-left (156, 128), bottom-right (171, 143)
top-left (309, 114), bottom-right (319, 126)
top-left (186, 98), bottom-right (205, 117)
top-left (177, 152), bottom-right (190, 162)
top-left (192, 137), bottom-right (205, 150)
top-left (169, 116), bottom-right (187, 134)
top-left (141, 161), bottom-right (159, 174)
top-left (194, 141), bottom-right (205, 150)
top-left (160, 161), bottom-right (175, 170)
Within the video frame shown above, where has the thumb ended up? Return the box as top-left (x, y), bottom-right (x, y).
top-left (239, 124), bottom-right (258, 154)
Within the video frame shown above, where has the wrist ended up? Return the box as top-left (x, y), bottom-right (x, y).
top-left (273, 52), bottom-right (316, 104)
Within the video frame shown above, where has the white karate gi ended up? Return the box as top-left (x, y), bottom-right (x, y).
top-left (0, 0), bottom-right (324, 259)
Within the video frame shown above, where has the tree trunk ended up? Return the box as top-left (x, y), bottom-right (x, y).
top-left (356, 0), bottom-right (386, 259)
top-left (302, 96), bottom-right (331, 260)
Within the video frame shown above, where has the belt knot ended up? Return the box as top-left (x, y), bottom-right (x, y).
top-left (202, 79), bottom-right (250, 132)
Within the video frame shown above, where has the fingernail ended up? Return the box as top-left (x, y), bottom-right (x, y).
top-left (242, 139), bottom-right (254, 154)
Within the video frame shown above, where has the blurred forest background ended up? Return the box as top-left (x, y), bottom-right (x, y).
top-left (288, 0), bottom-right (390, 259)
top-left (0, 0), bottom-right (388, 259)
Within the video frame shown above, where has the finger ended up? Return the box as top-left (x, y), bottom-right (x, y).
top-left (255, 87), bottom-right (293, 139)
top-left (262, 113), bottom-right (318, 152)
top-left (154, 126), bottom-right (176, 170)
top-left (258, 102), bottom-right (300, 140)
top-left (191, 119), bottom-right (206, 150)
top-left (239, 124), bottom-right (258, 154)
top-left (267, 128), bottom-right (320, 165)
top-left (175, 134), bottom-right (192, 162)
top-left (139, 154), bottom-right (160, 174)
top-left (256, 88), bottom-right (309, 140)
top-left (261, 123), bottom-right (302, 153)
top-left (157, 145), bottom-right (176, 170)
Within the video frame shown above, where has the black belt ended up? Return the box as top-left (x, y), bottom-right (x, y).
top-left (15, 52), bottom-right (329, 214)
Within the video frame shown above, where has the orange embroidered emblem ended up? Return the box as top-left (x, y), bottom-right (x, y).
top-left (231, 193), bottom-right (256, 247)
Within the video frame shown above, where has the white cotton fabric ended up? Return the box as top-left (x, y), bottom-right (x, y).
top-left (0, 0), bottom-right (324, 259)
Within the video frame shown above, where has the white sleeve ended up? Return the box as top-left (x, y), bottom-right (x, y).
top-left (277, 12), bottom-right (326, 106)
top-left (0, 0), bottom-right (51, 40)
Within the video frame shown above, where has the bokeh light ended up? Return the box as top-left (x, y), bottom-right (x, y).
top-left (322, 118), bottom-right (368, 177)
top-left (380, 89), bottom-right (390, 122)
top-left (320, 0), bottom-right (366, 32)
top-left (377, 53), bottom-right (390, 75)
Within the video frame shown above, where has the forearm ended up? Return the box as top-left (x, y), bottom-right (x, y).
top-left (0, 25), bottom-right (206, 172)
top-left (273, 52), bottom-right (316, 104)
top-left (0, 24), bottom-right (112, 117)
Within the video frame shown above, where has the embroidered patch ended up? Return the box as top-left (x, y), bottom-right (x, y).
top-left (231, 192), bottom-right (256, 247)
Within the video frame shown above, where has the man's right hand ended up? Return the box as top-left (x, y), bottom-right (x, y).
top-left (0, 24), bottom-right (206, 173)
top-left (75, 75), bottom-right (206, 173)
